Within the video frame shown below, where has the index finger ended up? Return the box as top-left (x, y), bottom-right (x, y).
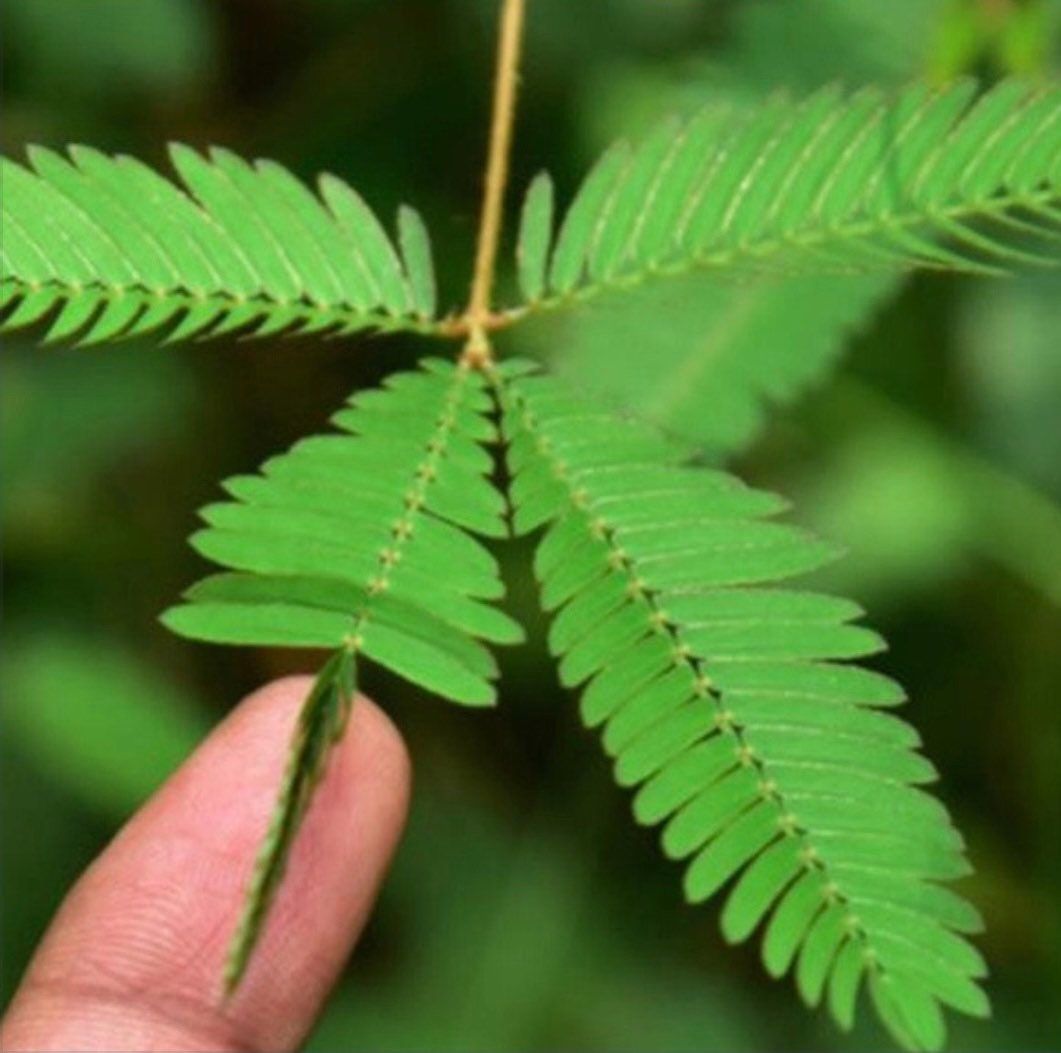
top-left (0, 676), bottom-right (411, 1053)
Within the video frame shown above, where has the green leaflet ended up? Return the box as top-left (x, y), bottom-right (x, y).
top-left (500, 363), bottom-right (986, 1052)
top-left (0, 145), bottom-right (441, 345)
top-left (516, 172), bottom-right (555, 303)
top-left (397, 204), bottom-right (437, 320)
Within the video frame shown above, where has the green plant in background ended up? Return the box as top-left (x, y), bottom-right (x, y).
top-left (2, 0), bottom-right (1059, 1048)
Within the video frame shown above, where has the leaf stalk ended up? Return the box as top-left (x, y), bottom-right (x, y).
top-left (461, 0), bottom-right (527, 367)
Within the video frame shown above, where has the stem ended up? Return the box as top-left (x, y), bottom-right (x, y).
top-left (462, 0), bottom-right (526, 366)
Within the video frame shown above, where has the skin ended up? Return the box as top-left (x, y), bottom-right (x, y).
top-left (0, 677), bottom-right (411, 1053)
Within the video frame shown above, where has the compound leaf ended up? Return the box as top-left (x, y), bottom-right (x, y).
top-left (0, 146), bottom-right (443, 346)
top-left (516, 79), bottom-right (1060, 311)
top-left (500, 361), bottom-right (986, 1052)
top-left (164, 359), bottom-right (523, 988)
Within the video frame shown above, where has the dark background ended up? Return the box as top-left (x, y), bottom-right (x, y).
top-left (2, 1), bottom-right (1060, 1049)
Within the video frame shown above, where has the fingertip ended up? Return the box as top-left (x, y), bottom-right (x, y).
top-left (341, 688), bottom-right (413, 814)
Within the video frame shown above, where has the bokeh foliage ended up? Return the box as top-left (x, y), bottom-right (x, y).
top-left (2, 1), bottom-right (1059, 1049)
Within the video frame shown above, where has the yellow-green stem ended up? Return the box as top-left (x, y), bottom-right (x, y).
top-left (461, 0), bottom-right (527, 367)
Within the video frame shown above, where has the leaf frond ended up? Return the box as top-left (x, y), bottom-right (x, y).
top-left (164, 357), bottom-right (522, 697)
top-left (513, 79), bottom-right (1061, 315)
top-left (0, 145), bottom-right (444, 346)
top-left (524, 269), bottom-right (899, 456)
top-left (498, 361), bottom-right (987, 1053)
top-left (163, 358), bottom-right (524, 986)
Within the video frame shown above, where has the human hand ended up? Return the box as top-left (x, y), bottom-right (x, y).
top-left (1, 677), bottom-right (411, 1052)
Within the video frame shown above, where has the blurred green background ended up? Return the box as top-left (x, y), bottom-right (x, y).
top-left (2, 1), bottom-right (1060, 1050)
